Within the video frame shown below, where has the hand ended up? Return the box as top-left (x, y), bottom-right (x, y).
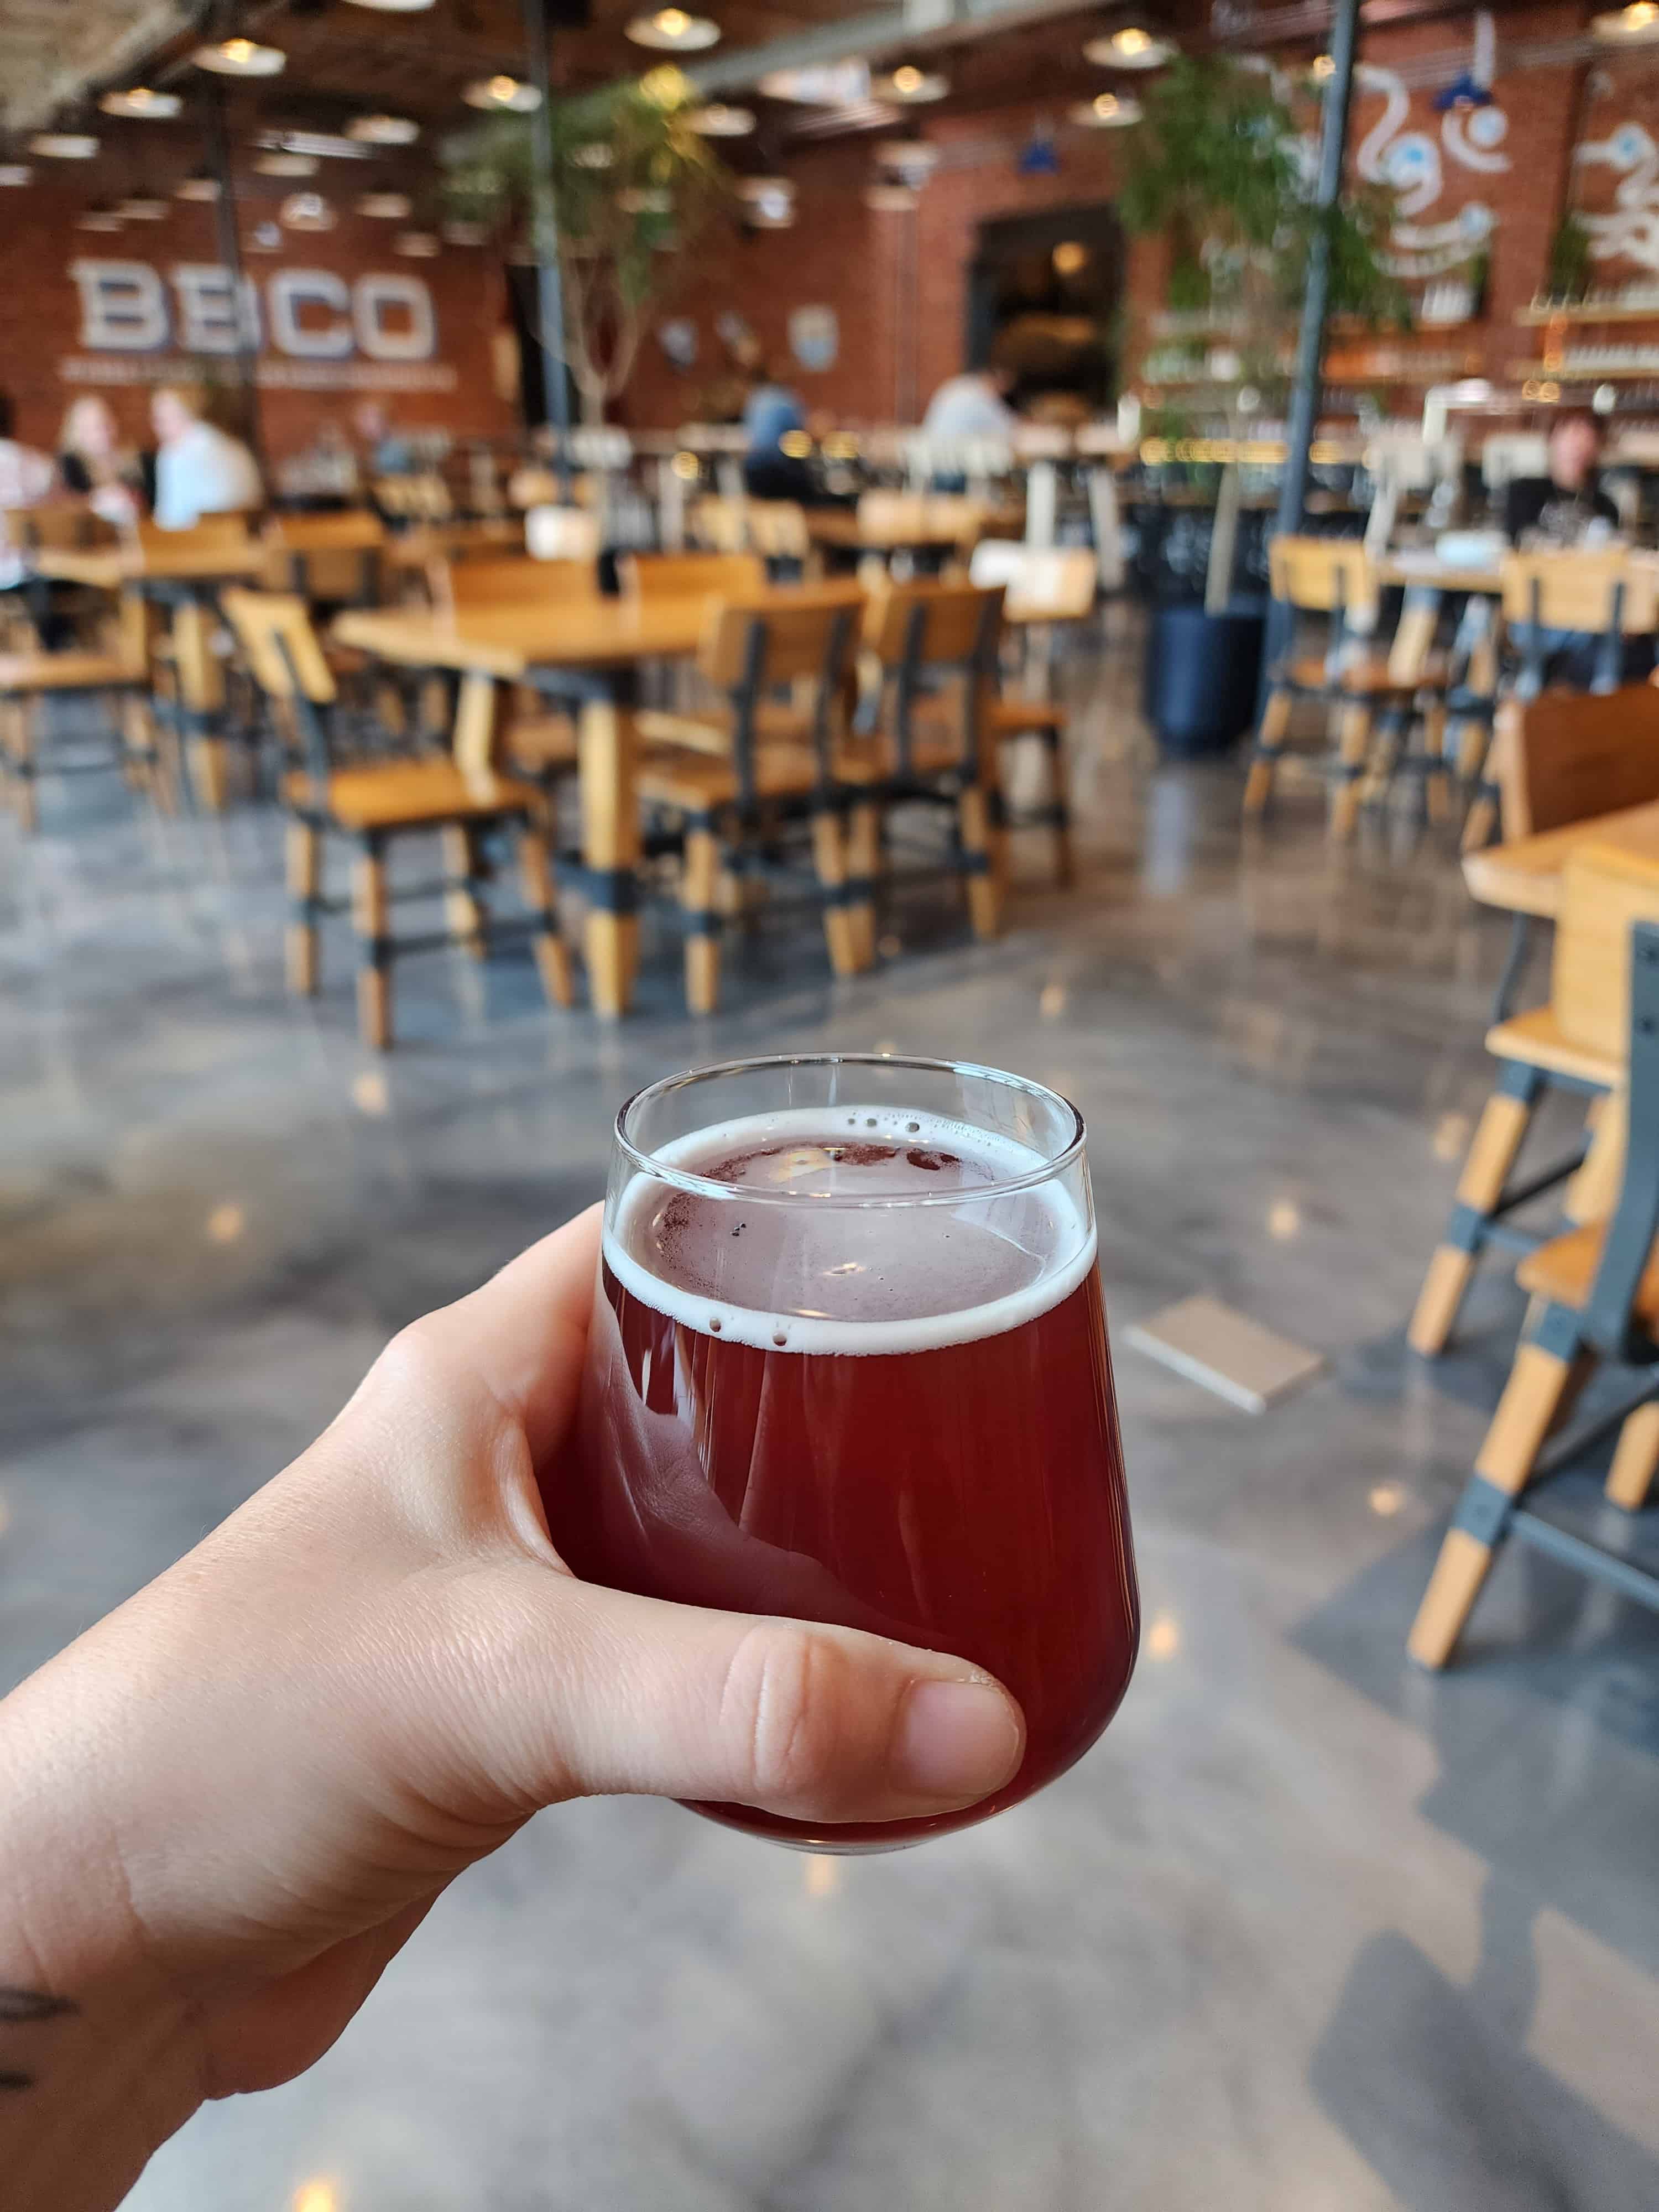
top-left (0, 1206), bottom-right (1024, 2212)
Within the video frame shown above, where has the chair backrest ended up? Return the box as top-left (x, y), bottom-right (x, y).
top-left (263, 510), bottom-right (385, 604)
top-left (968, 540), bottom-right (1095, 621)
top-left (1500, 549), bottom-right (1659, 635)
top-left (1493, 684), bottom-right (1659, 839)
top-left (373, 472), bottom-right (451, 522)
top-left (688, 495), bottom-right (748, 553)
top-left (429, 555), bottom-right (599, 619)
top-left (702, 588), bottom-right (863, 688)
top-left (29, 503), bottom-right (118, 553)
top-left (863, 578), bottom-right (1004, 670)
top-left (1552, 843), bottom-right (1659, 1061)
top-left (620, 550), bottom-right (765, 603)
top-left (219, 587), bottom-right (337, 705)
top-left (525, 504), bottom-right (601, 562)
top-left (1268, 534), bottom-right (1376, 616)
top-left (745, 500), bottom-right (810, 559)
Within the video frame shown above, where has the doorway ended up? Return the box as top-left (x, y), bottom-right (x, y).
top-left (966, 202), bottom-right (1123, 419)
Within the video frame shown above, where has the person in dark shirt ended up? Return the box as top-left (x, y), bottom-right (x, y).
top-left (1502, 410), bottom-right (1647, 687)
top-left (1503, 409), bottom-right (1620, 544)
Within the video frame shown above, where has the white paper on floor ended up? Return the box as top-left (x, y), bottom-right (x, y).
top-left (1125, 1293), bottom-right (1324, 1415)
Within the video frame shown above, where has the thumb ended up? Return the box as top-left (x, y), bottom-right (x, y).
top-left (438, 1567), bottom-right (1027, 1829)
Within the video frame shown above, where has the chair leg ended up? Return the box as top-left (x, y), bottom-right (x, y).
top-left (285, 821), bottom-right (322, 997)
top-left (1565, 1088), bottom-right (1625, 1227)
top-left (515, 819), bottom-right (574, 1009)
top-left (1408, 1061), bottom-right (1543, 1356)
top-left (352, 836), bottom-right (392, 1051)
top-left (846, 801), bottom-right (880, 969)
top-left (1421, 698), bottom-right (1453, 825)
top-left (8, 697), bottom-right (38, 833)
top-left (1328, 700), bottom-right (1374, 840)
top-left (1408, 1324), bottom-right (1589, 1668)
top-left (811, 809), bottom-right (861, 980)
top-left (682, 818), bottom-right (723, 1014)
top-left (957, 781), bottom-right (1001, 940)
top-left (1606, 1400), bottom-right (1659, 1511)
top-left (1243, 685), bottom-right (1291, 816)
top-left (1041, 726), bottom-right (1073, 886)
top-left (1357, 704), bottom-right (1406, 812)
top-left (441, 823), bottom-right (487, 959)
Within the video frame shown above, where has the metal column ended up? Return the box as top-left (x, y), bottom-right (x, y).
top-left (521, 0), bottom-right (573, 499)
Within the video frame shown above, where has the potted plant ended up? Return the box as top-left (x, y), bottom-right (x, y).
top-left (444, 67), bottom-right (726, 427)
top-left (1119, 56), bottom-right (1402, 753)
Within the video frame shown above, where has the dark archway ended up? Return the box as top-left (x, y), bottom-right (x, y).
top-left (966, 201), bottom-right (1124, 416)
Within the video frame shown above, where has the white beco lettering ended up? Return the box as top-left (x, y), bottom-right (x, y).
top-left (171, 265), bottom-right (262, 354)
top-left (71, 260), bottom-right (169, 351)
top-left (353, 274), bottom-right (436, 362)
top-left (269, 270), bottom-right (354, 359)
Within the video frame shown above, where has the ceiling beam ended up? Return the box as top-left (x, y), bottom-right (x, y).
top-left (686, 0), bottom-right (1104, 96)
top-left (1, 0), bottom-right (191, 134)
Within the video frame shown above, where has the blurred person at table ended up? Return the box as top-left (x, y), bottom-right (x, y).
top-left (150, 384), bottom-right (263, 532)
top-left (56, 397), bottom-right (149, 528)
top-left (0, 389), bottom-right (55, 594)
top-left (740, 363), bottom-right (813, 503)
top-left (353, 397), bottom-right (416, 478)
top-left (921, 362), bottom-right (1019, 444)
top-left (1503, 409), bottom-right (1620, 545)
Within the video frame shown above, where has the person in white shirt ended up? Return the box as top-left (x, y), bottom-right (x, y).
top-left (921, 365), bottom-right (1019, 443)
top-left (0, 388), bottom-right (56, 592)
top-left (150, 385), bottom-right (263, 531)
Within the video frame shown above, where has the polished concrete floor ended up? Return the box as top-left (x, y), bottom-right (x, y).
top-left (3, 618), bottom-right (1657, 2211)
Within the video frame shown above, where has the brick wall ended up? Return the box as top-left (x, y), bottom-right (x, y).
top-left (0, 180), bottom-right (516, 464)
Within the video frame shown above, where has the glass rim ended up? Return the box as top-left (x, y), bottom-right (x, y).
top-left (613, 1052), bottom-right (1086, 1211)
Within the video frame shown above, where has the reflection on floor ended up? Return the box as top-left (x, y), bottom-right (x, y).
top-left (2, 609), bottom-right (1656, 2211)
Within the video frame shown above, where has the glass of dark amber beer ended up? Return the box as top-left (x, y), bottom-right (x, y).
top-left (546, 1054), bottom-right (1138, 1851)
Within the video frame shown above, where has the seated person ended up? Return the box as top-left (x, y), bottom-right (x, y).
top-left (1503, 410), bottom-right (1647, 688)
top-left (150, 384), bottom-right (263, 531)
top-left (0, 388), bottom-right (55, 597)
top-left (741, 368), bottom-right (814, 503)
top-left (921, 363), bottom-right (1018, 444)
top-left (57, 395), bottom-right (148, 527)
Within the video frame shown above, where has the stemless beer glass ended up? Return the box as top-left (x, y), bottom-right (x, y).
top-left (546, 1054), bottom-right (1138, 1850)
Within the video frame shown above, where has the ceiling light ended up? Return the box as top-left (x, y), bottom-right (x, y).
top-left (77, 204), bottom-right (126, 231)
top-left (118, 193), bottom-right (169, 219)
top-left (194, 38), bottom-right (286, 77)
top-left (1072, 91), bottom-right (1141, 126)
top-left (874, 139), bottom-right (938, 184)
top-left (880, 64), bottom-right (948, 102)
top-left (256, 150), bottom-right (318, 176)
top-left (100, 87), bottom-right (182, 119)
top-left (394, 229), bottom-right (440, 256)
top-left (463, 75), bottom-right (541, 111)
top-left (442, 218), bottom-right (488, 244)
top-left (1083, 25), bottom-right (1175, 67)
top-left (572, 141), bottom-right (615, 168)
top-left (280, 190), bottom-right (336, 232)
top-left (865, 182), bottom-right (918, 211)
top-left (1594, 0), bottom-right (1659, 35)
top-left (343, 0), bottom-right (434, 8)
top-left (626, 8), bottom-right (721, 50)
top-left (175, 168), bottom-right (222, 200)
top-left (255, 129), bottom-right (370, 161)
top-left (739, 177), bottom-right (795, 227)
top-left (347, 113), bottom-right (420, 145)
top-left (0, 164), bottom-right (32, 186)
top-left (689, 103), bottom-right (754, 135)
top-left (358, 189), bottom-right (412, 217)
top-left (1311, 51), bottom-right (1334, 79)
top-left (30, 132), bottom-right (100, 159)
top-left (246, 220), bottom-right (282, 251)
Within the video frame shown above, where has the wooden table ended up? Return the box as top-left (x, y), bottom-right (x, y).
top-left (33, 541), bottom-right (266, 808)
top-left (1463, 797), bottom-right (1659, 919)
top-left (334, 598), bottom-right (714, 1016)
top-left (1374, 551), bottom-right (1506, 691)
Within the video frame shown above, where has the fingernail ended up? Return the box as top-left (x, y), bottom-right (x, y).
top-left (894, 1679), bottom-right (1024, 1804)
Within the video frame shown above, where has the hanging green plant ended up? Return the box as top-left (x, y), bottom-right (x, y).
top-left (444, 66), bottom-right (729, 424)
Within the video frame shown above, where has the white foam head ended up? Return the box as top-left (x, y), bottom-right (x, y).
top-left (603, 1105), bottom-right (1095, 1355)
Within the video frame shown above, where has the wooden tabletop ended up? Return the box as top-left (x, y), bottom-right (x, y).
top-left (33, 544), bottom-right (264, 587)
top-left (334, 598), bottom-right (712, 679)
top-left (1463, 799), bottom-right (1659, 917)
top-left (383, 520), bottom-right (524, 570)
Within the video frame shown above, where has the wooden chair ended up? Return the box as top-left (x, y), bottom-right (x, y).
top-left (633, 589), bottom-right (868, 1012)
top-left (1408, 685), bottom-right (1659, 1355)
top-left (620, 551), bottom-right (766, 604)
top-left (848, 578), bottom-right (1008, 948)
top-left (221, 588), bottom-right (572, 1050)
top-left (1460, 552), bottom-right (1659, 848)
top-left (263, 512), bottom-right (387, 607)
top-left (967, 541), bottom-right (1097, 885)
top-left (0, 588), bottom-right (168, 829)
top-left (424, 556), bottom-right (601, 784)
top-left (1409, 846), bottom-right (1659, 1667)
top-left (135, 514), bottom-right (257, 558)
top-left (1246, 535), bottom-right (1451, 837)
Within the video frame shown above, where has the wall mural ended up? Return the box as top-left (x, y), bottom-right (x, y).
top-left (1574, 119), bottom-right (1659, 273)
top-left (1351, 11), bottom-right (1508, 284)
